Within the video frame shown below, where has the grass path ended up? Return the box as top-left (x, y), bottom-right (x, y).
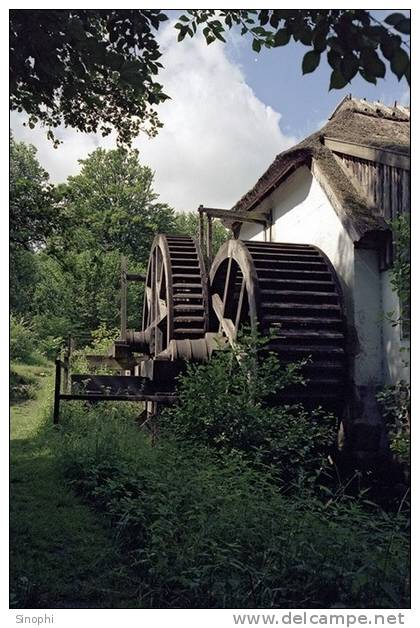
top-left (10, 365), bottom-right (137, 608)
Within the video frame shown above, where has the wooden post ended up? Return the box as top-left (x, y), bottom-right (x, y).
top-left (62, 353), bottom-right (69, 394)
top-left (120, 256), bottom-right (127, 342)
top-left (198, 205), bottom-right (205, 260)
top-left (206, 214), bottom-right (213, 267)
top-left (53, 358), bottom-right (62, 425)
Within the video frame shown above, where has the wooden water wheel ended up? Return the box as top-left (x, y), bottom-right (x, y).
top-left (141, 235), bottom-right (209, 356)
top-left (209, 239), bottom-right (347, 408)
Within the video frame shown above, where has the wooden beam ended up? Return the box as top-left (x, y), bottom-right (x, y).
top-left (126, 273), bottom-right (146, 282)
top-left (198, 206), bottom-right (269, 225)
top-left (59, 393), bottom-right (177, 403)
top-left (120, 256), bottom-right (127, 342)
top-left (212, 293), bottom-right (237, 344)
top-left (324, 137), bottom-right (410, 171)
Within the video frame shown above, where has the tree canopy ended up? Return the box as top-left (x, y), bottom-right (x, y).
top-left (10, 140), bottom-right (221, 348)
top-left (176, 10), bottom-right (410, 90)
top-left (10, 134), bottom-right (58, 250)
top-left (10, 9), bottom-right (410, 145)
top-left (10, 9), bottom-right (169, 146)
top-left (55, 147), bottom-right (176, 263)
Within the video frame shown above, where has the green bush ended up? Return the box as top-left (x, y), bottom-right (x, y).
top-left (57, 403), bottom-right (410, 609)
top-left (10, 315), bottom-right (35, 362)
top-left (162, 332), bottom-right (336, 486)
top-left (70, 324), bottom-right (120, 374)
top-left (377, 381), bottom-right (410, 466)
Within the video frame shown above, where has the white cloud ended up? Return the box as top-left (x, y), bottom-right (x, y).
top-left (10, 23), bottom-right (296, 211)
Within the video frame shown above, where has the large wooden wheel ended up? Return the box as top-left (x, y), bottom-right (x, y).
top-left (209, 239), bottom-right (347, 407)
top-left (142, 235), bottom-right (208, 356)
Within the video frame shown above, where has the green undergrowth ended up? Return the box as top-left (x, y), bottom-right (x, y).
top-left (10, 367), bottom-right (140, 608)
top-left (10, 362), bottom-right (51, 404)
top-left (57, 401), bottom-right (410, 608)
top-left (11, 333), bottom-right (410, 608)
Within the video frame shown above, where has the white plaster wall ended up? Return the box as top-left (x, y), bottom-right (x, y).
top-left (239, 165), bottom-right (384, 387)
top-left (381, 270), bottom-right (410, 384)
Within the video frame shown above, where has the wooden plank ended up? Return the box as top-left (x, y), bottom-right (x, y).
top-left (59, 393), bottom-right (177, 403)
top-left (71, 374), bottom-right (149, 396)
top-left (212, 293), bottom-right (237, 343)
top-left (126, 273), bottom-right (146, 282)
top-left (324, 137), bottom-right (410, 170)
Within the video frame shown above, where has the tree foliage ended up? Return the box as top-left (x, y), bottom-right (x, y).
top-left (10, 9), bottom-right (169, 146)
top-left (10, 140), bottom-right (179, 347)
top-left (10, 10), bottom-right (410, 145)
top-left (10, 134), bottom-right (58, 250)
top-left (176, 10), bottom-right (410, 90)
top-left (389, 214), bottom-right (410, 336)
top-left (53, 147), bottom-right (176, 263)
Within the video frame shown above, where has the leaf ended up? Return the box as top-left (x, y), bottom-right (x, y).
top-left (380, 34), bottom-right (401, 60)
top-left (252, 38), bottom-right (261, 53)
top-left (259, 9), bottom-right (269, 26)
top-left (341, 53), bottom-right (359, 82)
top-left (312, 28), bottom-right (328, 52)
top-left (68, 17), bottom-right (86, 42)
top-left (391, 48), bottom-right (409, 80)
top-left (359, 69), bottom-right (377, 85)
top-left (302, 50), bottom-right (320, 74)
top-left (360, 49), bottom-right (386, 78)
top-left (394, 19), bottom-right (410, 35)
top-left (273, 28), bottom-right (290, 47)
top-left (329, 68), bottom-right (348, 90)
top-left (384, 13), bottom-right (408, 27)
top-left (327, 49), bottom-right (341, 70)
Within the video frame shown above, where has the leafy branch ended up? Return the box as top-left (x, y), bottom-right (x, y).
top-left (175, 9), bottom-right (410, 90)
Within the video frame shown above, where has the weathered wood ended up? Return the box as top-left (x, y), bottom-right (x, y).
top-left (120, 256), bottom-right (127, 342)
top-left (198, 205), bottom-right (205, 250)
top-left (334, 152), bottom-right (410, 232)
top-left (209, 240), bottom-right (346, 410)
top-left (198, 206), bottom-right (269, 225)
top-left (206, 213), bottom-right (213, 266)
top-left (71, 374), bottom-right (151, 396)
top-left (140, 235), bottom-right (208, 357)
top-left (59, 393), bottom-right (177, 403)
top-left (212, 293), bottom-right (237, 344)
top-left (53, 358), bottom-right (62, 424)
top-left (324, 137), bottom-right (410, 170)
top-left (126, 273), bottom-right (146, 282)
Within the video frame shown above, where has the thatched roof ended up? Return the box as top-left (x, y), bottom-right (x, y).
top-left (232, 96), bottom-right (410, 242)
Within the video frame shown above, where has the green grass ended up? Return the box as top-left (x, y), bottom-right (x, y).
top-left (10, 364), bottom-right (139, 608)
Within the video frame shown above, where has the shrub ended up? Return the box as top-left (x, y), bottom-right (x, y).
top-left (70, 324), bottom-right (120, 374)
top-left (10, 315), bottom-right (35, 362)
top-left (377, 381), bottom-right (410, 466)
top-left (57, 403), bottom-right (410, 609)
top-left (161, 332), bottom-right (336, 486)
top-left (389, 215), bottom-right (410, 336)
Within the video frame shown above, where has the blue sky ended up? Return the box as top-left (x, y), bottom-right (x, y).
top-left (228, 38), bottom-right (409, 139)
top-left (11, 10), bottom-right (410, 212)
top-left (225, 9), bottom-right (409, 139)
